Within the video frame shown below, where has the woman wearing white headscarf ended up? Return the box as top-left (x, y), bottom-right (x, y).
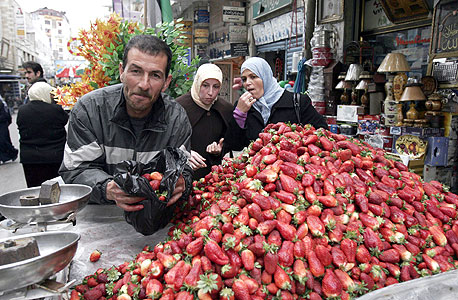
top-left (176, 63), bottom-right (233, 180)
top-left (17, 82), bottom-right (68, 187)
top-left (225, 57), bottom-right (328, 151)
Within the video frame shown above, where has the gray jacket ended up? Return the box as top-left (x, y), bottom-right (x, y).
top-left (60, 83), bottom-right (192, 204)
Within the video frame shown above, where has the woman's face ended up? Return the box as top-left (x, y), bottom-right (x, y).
top-left (241, 69), bottom-right (264, 99)
top-left (199, 78), bottom-right (221, 105)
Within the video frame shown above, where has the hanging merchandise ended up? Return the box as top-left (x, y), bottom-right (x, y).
top-left (294, 57), bottom-right (307, 94)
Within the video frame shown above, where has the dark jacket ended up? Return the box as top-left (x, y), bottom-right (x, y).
top-left (225, 90), bottom-right (328, 151)
top-left (60, 83), bottom-right (193, 204)
top-left (176, 92), bottom-right (233, 179)
top-left (17, 101), bottom-right (68, 164)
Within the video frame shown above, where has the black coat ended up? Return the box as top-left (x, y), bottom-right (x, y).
top-left (17, 101), bottom-right (68, 164)
top-left (176, 92), bottom-right (233, 179)
top-left (225, 90), bottom-right (328, 151)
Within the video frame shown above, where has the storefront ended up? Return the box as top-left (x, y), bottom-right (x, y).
top-left (328, 0), bottom-right (458, 192)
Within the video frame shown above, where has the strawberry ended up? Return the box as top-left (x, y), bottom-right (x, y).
top-left (308, 251), bottom-right (325, 277)
top-left (204, 241), bottom-right (230, 265)
top-left (307, 215), bottom-right (325, 237)
top-left (274, 265), bottom-right (292, 290)
top-left (150, 171), bottom-right (163, 181)
top-left (322, 269), bottom-right (343, 298)
top-left (219, 287), bottom-right (235, 300)
top-left (315, 244), bottom-right (332, 266)
top-left (241, 249), bottom-right (255, 271)
top-left (145, 279), bottom-right (163, 299)
top-left (232, 279), bottom-right (251, 300)
top-left (89, 250), bottom-right (101, 262)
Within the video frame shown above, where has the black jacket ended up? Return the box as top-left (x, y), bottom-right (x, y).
top-left (17, 101), bottom-right (68, 164)
top-left (225, 90), bottom-right (328, 151)
top-left (176, 92), bottom-right (233, 179)
top-left (60, 84), bottom-right (192, 204)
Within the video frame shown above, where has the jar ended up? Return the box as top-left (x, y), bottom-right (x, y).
top-left (425, 93), bottom-right (443, 111)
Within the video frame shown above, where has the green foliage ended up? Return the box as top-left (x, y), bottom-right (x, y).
top-left (100, 19), bottom-right (199, 98)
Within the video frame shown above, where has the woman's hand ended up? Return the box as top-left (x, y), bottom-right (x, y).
top-left (206, 138), bottom-right (224, 155)
top-left (236, 91), bottom-right (257, 113)
top-left (189, 150), bottom-right (207, 170)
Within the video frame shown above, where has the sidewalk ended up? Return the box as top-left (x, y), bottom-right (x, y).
top-left (0, 110), bottom-right (27, 195)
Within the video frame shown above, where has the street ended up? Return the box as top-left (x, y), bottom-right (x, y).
top-left (0, 110), bottom-right (27, 195)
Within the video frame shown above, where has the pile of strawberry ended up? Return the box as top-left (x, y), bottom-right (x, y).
top-left (71, 122), bottom-right (458, 300)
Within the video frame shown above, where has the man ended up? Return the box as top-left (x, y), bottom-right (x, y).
top-left (23, 61), bottom-right (47, 85)
top-left (22, 61), bottom-right (47, 105)
top-left (59, 35), bottom-right (192, 214)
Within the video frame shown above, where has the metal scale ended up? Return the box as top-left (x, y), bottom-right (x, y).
top-left (0, 184), bottom-right (92, 299)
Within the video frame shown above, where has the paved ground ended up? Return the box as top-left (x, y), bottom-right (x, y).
top-left (0, 110), bottom-right (27, 195)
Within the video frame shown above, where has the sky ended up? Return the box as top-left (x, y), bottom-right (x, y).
top-left (15, 0), bottom-right (113, 35)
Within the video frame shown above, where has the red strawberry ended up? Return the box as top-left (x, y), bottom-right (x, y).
top-left (274, 265), bottom-right (292, 290)
top-left (232, 279), bottom-right (251, 300)
top-left (322, 269), bottom-right (343, 298)
top-left (89, 250), bottom-right (101, 262)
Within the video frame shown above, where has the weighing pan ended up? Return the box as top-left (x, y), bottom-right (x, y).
top-left (0, 184), bottom-right (92, 224)
top-left (0, 231), bottom-right (80, 292)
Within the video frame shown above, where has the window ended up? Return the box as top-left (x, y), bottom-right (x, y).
top-left (58, 30), bottom-right (62, 34)
top-left (45, 20), bottom-right (50, 25)
top-left (59, 48), bottom-right (63, 52)
top-left (59, 39), bottom-right (62, 44)
top-left (58, 22), bottom-right (62, 26)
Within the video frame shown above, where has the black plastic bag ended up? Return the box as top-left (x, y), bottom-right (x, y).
top-left (113, 147), bottom-right (192, 235)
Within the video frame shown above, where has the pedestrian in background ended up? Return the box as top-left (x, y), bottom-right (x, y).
top-left (22, 61), bottom-right (47, 105)
top-left (17, 82), bottom-right (68, 187)
top-left (176, 63), bottom-right (233, 180)
top-left (0, 93), bottom-right (18, 164)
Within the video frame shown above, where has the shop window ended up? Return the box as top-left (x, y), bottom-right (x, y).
top-left (365, 26), bottom-right (431, 78)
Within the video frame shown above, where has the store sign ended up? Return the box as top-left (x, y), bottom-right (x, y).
top-left (194, 28), bottom-right (209, 38)
top-left (395, 35), bottom-right (430, 46)
top-left (222, 6), bottom-right (245, 23)
top-left (229, 25), bottom-right (247, 43)
top-left (15, 7), bottom-right (25, 39)
top-left (230, 43), bottom-right (249, 57)
top-left (252, 0), bottom-right (292, 19)
top-left (195, 10), bottom-right (209, 23)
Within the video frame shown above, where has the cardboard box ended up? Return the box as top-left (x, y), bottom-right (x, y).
top-left (408, 156), bottom-right (425, 177)
top-left (425, 137), bottom-right (449, 167)
top-left (424, 166), bottom-right (453, 187)
top-left (401, 127), bottom-right (445, 137)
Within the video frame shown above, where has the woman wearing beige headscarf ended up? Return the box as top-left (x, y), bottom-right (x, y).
top-left (17, 82), bottom-right (68, 187)
top-left (176, 63), bottom-right (233, 180)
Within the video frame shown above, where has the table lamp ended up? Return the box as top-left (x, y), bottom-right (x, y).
top-left (336, 72), bottom-right (351, 105)
top-left (399, 81), bottom-right (427, 126)
top-left (345, 64), bottom-right (363, 105)
top-left (356, 71), bottom-right (373, 114)
top-left (377, 53), bottom-right (410, 126)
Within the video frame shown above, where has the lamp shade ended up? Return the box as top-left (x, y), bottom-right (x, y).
top-left (377, 53), bottom-right (411, 73)
top-left (399, 83), bottom-right (426, 101)
top-left (356, 80), bottom-right (369, 90)
top-left (345, 64), bottom-right (363, 81)
top-left (336, 80), bottom-right (352, 89)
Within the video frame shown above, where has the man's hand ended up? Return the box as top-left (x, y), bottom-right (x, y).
top-left (233, 77), bottom-right (243, 90)
top-left (189, 150), bottom-right (207, 170)
top-left (168, 175), bottom-right (185, 207)
top-left (106, 180), bottom-right (145, 211)
top-left (206, 138), bottom-right (224, 155)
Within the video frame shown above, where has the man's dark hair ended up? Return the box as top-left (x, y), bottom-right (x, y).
top-left (122, 35), bottom-right (172, 77)
top-left (22, 61), bottom-right (44, 77)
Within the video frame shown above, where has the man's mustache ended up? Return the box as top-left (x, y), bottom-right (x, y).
top-left (133, 91), bottom-right (152, 98)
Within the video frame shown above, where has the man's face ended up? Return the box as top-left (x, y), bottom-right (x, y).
top-left (25, 68), bottom-right (40, 84)
top-left (119, 48), bottom-right (172, 118)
